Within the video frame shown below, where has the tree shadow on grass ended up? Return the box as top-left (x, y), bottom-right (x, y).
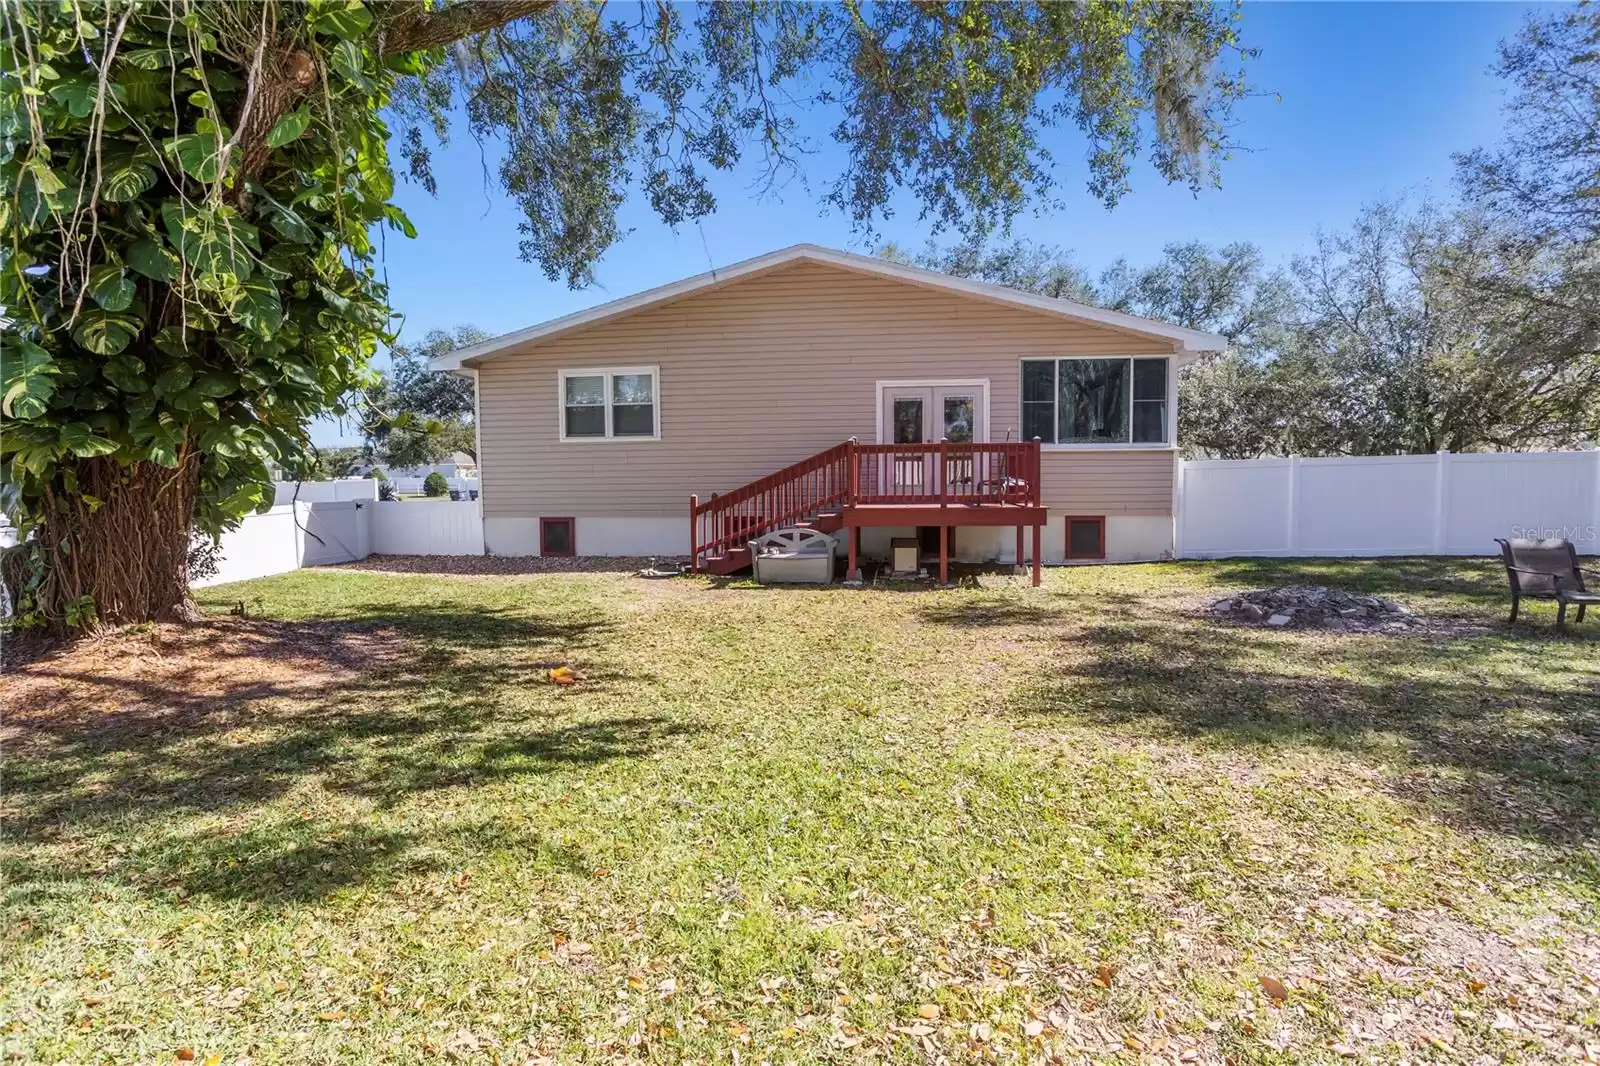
top-left (1009, 609), bottom-right (1600, 851)
top-left (906, 560), bottom-right (1599, 849)
top-left (3, 602), bottom-right (698, 908)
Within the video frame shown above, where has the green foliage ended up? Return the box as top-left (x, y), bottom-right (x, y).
top-left (303, 445), bottom-right (370, 480)
top-left (422, 471), bottom-right (448, 497)
top-left (391, 1), bottom-right (1253, 286)
top-left (1454, 4), bottom-right (1600, 245)
top-left (2, 2), bottom-right (405, 551)
top-left (362, 325), bottom-right (483, 467)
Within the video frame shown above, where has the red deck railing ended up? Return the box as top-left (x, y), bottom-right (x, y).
top-left (691, 439), bottom-right (1041, 570)
top-left (854, 441), bottom-right (1038, 506)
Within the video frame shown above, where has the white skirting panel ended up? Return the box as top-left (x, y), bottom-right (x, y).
top-left (484, 516), bottom-right (687, 557)
top-left (485, 512), bottom-right (1173, 562)
top-left (1103, 515), bottom-right (1175, 563)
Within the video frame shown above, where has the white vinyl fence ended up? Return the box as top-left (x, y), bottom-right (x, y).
top-left (1178, 449), bottom-right (1600, 559)
top-left (195, 498), bottom-right (483, 587)
top-left (273, 478), bottom-right (379, 506)
top-left (371, 500), bottom-right (485, 555)
top-left (386, 476), bottom-right (480, 497)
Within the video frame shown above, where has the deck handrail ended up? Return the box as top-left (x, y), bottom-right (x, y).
top-left (690, 438), bottom-right (1041, 571)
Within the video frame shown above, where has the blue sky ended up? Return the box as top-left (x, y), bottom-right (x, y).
top-left (318, 1), bottom-right (1547, 445)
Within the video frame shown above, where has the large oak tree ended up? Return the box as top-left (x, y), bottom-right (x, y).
top-left (1, 0), bottom-right (1251, 629)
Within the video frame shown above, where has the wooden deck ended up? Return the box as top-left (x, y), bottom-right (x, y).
top-left (691, 439), bottom-right (1046, 585)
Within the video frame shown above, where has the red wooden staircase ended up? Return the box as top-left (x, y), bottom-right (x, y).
top-left (690, 442), bottom-right (854, 576)
top-left (690, 438), bottom-right (1044, 580)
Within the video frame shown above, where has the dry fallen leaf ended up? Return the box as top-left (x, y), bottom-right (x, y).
top-left (201, 1055), bottom-right (222, 1066)
top-left (917, 1004), bottom-right (941, 1020)
top-left (1466, 978), bottom-right (1486, 994)
top-left (317, 1010), bottom-right (346, 1021)
top-left (1023, 1019), bottom-right (1044, 1038)
top-left (548, 666), bottom-right (583, 685)
top-left (175, 1052), bottom-right (196, 1063)
top-left (1259, 976), bottom-right (1288, 1004)
top-left (1095, 963), bottom-right (1117, 988)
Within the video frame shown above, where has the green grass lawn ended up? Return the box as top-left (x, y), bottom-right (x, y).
top-left (4, 559), bottom-right (1598, 1063)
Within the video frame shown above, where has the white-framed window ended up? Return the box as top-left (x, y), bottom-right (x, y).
top-left (1020, 356), bottom-right (1170, 446)
top-left (558, 366), bottom-right (660, 441)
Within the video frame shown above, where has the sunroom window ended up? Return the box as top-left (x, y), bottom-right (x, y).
top-left (560, 367), bottom-right (659, 440)
top-left (1019, 357), bottom-right (1169, 445)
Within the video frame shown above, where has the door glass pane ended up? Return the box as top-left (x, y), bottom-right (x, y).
top-left (942, 396), bottom-right (974, 442)
top-left (1058, 358), bottom-right (1129, 444)
top-left (612, 403), bottom-right (654, 436)
top-left (612, 373), bottom-right (654, 404)
top-left (564, 375), bottom-right (604, 406)
top-left (893, 399), bottom-right (924, 444)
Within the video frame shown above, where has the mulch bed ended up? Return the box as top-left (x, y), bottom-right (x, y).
top-left (1, 618), bottom-right (408, 751)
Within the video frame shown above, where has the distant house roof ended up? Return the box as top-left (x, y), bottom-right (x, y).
top-left (432, 244), bottom-right (1227, 372)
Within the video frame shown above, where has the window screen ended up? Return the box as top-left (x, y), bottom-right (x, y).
top-left (541, 517), bottom-right (574, 557)
top-left (1066, 517), bottom-right (1105, 559)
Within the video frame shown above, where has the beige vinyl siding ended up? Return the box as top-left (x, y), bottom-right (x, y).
top-left (478, 260), bottom-right (1179, 518)
top-left (1040, 450), bottom-right (1175, 516)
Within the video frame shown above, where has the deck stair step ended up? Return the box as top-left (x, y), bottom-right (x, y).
top-left (703, 546), bottom-right (752, 576)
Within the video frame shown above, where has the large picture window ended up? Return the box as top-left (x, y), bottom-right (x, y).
top-left (1019, 357), bottom-right (1169, 445)
top-left (559, 366), bottom-right (659, 440)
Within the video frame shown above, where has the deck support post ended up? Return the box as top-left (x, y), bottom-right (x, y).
top-left (689, 495), bottom-right (699, 574)
top-left (1031, 523), bottom-right (1041, 587)
top-left (847, 525), bottom-right (861, 583)
top-left (1015, 524), bottom-right (1024, 574)
top-left (939, 524), bottom-right (949, 586)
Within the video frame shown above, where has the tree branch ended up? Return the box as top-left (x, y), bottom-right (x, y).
top-left (380, 1), bottom-right (554, 56)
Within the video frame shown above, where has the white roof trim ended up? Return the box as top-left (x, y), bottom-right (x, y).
top-left (430, 243), bottom-right (1227, 371)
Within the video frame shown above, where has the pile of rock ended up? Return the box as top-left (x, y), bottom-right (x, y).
top-left (1210, 585), bottom-right (1424, 632)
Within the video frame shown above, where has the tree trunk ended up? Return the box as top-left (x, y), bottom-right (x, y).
top-left (4, 451), bottom-right (203, 631)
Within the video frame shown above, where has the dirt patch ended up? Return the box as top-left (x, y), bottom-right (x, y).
top-left (1, 618), bottom-right (409, 752)
top-left (329, 554), bottom-right (690, 577)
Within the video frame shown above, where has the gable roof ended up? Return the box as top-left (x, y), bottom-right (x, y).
top-left (431, 243), bottom-right (1227, 371)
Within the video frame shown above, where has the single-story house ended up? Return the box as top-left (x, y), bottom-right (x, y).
top-left (383, 452), bottom-right (478, 481)
top-left (433, 244), bottom-right (1224, 581)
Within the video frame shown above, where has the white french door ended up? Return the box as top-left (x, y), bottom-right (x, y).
top-left (876, 381), bottom-right (988, 494)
